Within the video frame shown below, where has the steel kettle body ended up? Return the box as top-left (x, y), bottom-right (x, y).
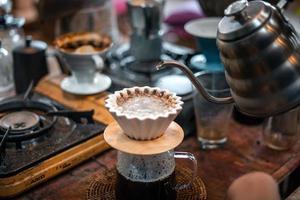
top-left (217, 0), bottom-right (300, 117)
top-left (157, 0), bottom-right (300, 118)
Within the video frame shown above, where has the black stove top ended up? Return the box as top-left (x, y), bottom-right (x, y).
top-left (0, 93), bottom-right (106, 178)
top-left (105, 42), bottom-right (197, 91)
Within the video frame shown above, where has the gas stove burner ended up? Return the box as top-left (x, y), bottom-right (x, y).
top-left (0, 111), bottom-right (40, 133)
top-left (0, 100), bottom-right (58, 142)
top-left (0, 93), bottom-right (106, 198)
top-left (108, 64), bottom-right (177, 89)
top-left (105, 42), bottom-right (195, 90)
top-left (109, 43), bottom-right (165, 73)
top-left (121, 54), bottom-right (173, 74)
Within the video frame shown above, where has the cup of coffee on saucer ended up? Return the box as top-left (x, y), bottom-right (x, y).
top-left (185, 17), bottom-right (223, 71)
top-left (53, 32), bottom-right (112, 95)
top-left (104, 86), bottom-right (198, 200)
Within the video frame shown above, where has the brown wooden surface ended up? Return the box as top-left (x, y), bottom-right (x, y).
top-left (287, 186), bottom-right (300, 200)
top-left (15, 75), bottom-right (300, 200)
top-left (35, 75), bottom-right (114, 125)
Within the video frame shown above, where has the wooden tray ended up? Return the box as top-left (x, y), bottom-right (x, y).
top-left (35, 75), bottom-right (114, 125)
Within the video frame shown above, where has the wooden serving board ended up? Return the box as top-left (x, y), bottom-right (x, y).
top-left (35, 75), bottom-right (114, 125)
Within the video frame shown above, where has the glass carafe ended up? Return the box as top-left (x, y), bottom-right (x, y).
top-left (116, 150), bottom-right (197, 200)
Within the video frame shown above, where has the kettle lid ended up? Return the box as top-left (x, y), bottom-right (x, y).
top-left (217, 0), bottom-right (271, 41)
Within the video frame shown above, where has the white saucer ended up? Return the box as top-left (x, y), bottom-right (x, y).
top-left (60, 73), bottom-right (112, 95)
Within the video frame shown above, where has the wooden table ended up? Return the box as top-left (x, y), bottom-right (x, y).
top-left (16, 75), bottom-right (300, 200)
top-left (287, 186), bottom-right (300, 200)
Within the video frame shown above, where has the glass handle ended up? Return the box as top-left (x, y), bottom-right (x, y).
top-left (51, 52), bottom-right (71, 75)
top-left (174, 151), bottom-right (197, 190)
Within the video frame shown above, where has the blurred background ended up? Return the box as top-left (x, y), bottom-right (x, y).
top-left (9, 0), bottom-right (299, 46)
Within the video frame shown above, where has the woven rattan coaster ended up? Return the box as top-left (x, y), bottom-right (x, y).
top-left (86, 165), bottom-right (207, 200)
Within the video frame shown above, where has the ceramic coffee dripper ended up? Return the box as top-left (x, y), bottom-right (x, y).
top-left (104, 86), bottom-right (198, 200)
top-left (54, 32), bottom-right (112, 83)
top-left (54, 32), bottom-right (112, 95)
top-left (105, 86), bottom-right (183, 140)
top-left (57, 50), bottom-right (105, 84)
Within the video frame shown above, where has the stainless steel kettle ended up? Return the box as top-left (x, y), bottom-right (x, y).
top-left (157, 0), bottom-right (300, 117)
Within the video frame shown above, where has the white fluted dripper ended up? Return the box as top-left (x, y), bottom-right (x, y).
top-left (105, 86), bottom-right (183, 140)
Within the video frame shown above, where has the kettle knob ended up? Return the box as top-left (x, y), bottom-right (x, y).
top-left (224, 0), bottom-right (248, 17)
top-left (25, 35), bottom-right (32, 47)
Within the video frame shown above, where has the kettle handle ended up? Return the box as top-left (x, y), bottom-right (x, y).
top-left (156, 60), bottom-right (234, 104)
top-left (277, 0), bottom-right (293, 9)
top-left (275, 0), bottom-right (299, 39)
top-left (47, 51), bottom-right (71, 75)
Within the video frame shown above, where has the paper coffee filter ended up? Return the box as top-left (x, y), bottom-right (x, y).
top-left (105, 86), bottom-right (183, 140)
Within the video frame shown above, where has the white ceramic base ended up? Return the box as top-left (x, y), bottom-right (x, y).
top-left (60, 73), bottom-right (111, 95)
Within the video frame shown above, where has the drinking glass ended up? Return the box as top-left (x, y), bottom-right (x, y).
top-left (193, 71), bottom-right (233, 149)
top-left (262, 107), bottom-right (300, 151)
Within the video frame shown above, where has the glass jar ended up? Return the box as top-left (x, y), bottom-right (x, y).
top-left (262, 107), bottom-right (300, 150)
top-left (0, 24), bottom-right (23, 54)
top-left (0, 0), bottom-right (25, 53)
top-left (0, 41), bottom-right (14, 99)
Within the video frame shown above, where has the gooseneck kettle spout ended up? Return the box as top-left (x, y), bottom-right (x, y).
top-left (156, 60), bottom-right (234, 104)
